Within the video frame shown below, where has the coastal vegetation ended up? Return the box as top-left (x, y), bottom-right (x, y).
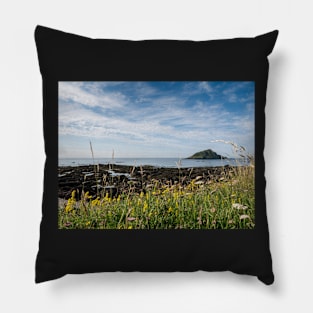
top-left (58, 161), bottom-right (255, 230)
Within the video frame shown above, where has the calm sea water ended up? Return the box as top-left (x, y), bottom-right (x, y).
top-left (59, 158), bottom-right (249, 168)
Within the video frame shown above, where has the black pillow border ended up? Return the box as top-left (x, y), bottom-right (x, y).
top-left (35, 26), bottom-right (278, 285)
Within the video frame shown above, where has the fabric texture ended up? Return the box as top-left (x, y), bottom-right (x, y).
top-left (35, 25), bottom-right (278, 284)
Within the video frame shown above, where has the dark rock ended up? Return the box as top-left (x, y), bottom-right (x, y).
top-left (187, 148), bottom-right (226, 159)
top-left (58, 163), bottom-right (234, 199)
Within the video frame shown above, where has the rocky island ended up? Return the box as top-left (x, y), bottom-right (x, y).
top-left (187, 148), bottom-right (226, 159)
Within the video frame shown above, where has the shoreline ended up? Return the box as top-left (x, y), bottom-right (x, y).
top-left (58, 157), bottom-right (247, 169)
top-left (58, 163), bottom-right (238, 199)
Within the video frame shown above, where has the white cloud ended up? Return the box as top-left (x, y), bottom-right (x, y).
top-left (182, 82), bottom-right (213, 96)
top-left (246, 102), bottom-right (254, 112)
top-left (58, 82), bottom-right (254, 158)
top-left (199, 81), bottom-right (213, 93)
top-left (134, 82), bottom-right (158, 96)
top-left (59, 82), bottom-right (127, 109)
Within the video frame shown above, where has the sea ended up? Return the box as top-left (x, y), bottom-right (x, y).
top-left (58, 158), bottom-right (249, 168)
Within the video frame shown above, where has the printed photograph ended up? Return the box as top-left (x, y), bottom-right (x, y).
top-left (58, 81), bottom-right (255, 229)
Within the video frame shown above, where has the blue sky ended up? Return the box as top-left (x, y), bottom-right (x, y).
top-left (58, 81), bottom-right (254, 158)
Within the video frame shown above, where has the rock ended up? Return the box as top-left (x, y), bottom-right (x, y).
top-left (187, 148), bottom-right (226, 159)
top-left (58, 163), bottom-right (234, 199)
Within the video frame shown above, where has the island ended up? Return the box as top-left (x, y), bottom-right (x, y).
top-left (187, 148), bottom-right (226, 159)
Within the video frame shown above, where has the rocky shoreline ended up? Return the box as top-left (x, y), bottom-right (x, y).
top-left (58, 163), bottom-right (235, 199)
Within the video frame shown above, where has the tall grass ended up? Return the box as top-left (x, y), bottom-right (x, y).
top-left (89, 140), bottom-right (99, 196)
top-left (59, 166), bottom-right (254, 230)
top-left (59, 141), bottom-right (255, 229)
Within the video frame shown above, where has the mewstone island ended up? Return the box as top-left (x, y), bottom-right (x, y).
top-left (58, 82), bottom-right (255, 229)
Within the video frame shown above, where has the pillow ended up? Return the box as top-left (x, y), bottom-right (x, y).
top-left (35, 25), bottom-right (278, 285)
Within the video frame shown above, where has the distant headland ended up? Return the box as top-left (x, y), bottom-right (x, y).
top-left (186, 148), bottom-right (226, 159)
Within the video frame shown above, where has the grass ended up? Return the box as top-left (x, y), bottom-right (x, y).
top-left (58, 164), bottom-right (255, 230)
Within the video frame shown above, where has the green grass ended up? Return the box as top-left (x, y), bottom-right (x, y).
top-left (58, 165), bottom-right (255, 229)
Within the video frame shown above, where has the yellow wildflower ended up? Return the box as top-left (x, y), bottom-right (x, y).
top-left (65, 201), bottom-right (73, 213)
top-left (173, 191), bottom-right (179, 200)
top-left (65, 190), bottom-right (76, 213)
top-left (91, 197), bottom-right (100, 207)
top-left (84, 191), bottom-right (92, 199)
